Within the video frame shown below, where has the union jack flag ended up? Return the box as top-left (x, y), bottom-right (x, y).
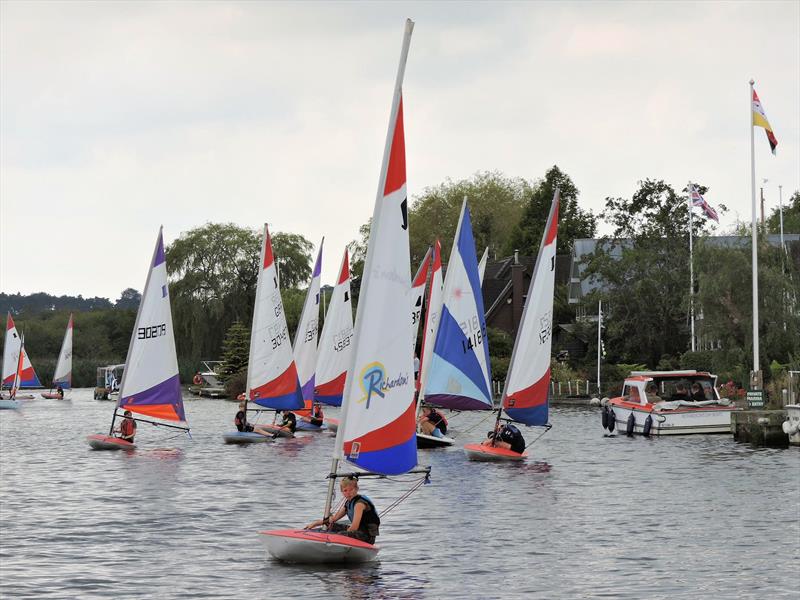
top-left (690, 185), bottom-right (719, 223)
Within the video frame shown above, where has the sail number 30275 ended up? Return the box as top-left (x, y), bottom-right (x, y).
top-left (138, 323), bottom-right (167, 339)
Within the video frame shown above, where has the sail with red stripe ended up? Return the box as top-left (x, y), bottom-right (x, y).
top-left (336, 21), bottom-right (418, 476)
top-left (246, 224), bottom-right (304, 410)
top-left (294, 240), bottom-right (323, 404)
top-left (410, 247), bottom-right (431, 348)
top-left (502, 191), bottom-right (559, 426)
top-left (417, 239), bottom-right (443, 395)
top-left (314, 249), bottom-right (353, 407)
top-left (117, 228), bottom-right (186, 423)
top-left (2, 313), bottom-right (42, 389)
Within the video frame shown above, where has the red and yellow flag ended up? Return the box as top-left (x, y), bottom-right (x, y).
top-left (752, 88), bottom-right (778, 155)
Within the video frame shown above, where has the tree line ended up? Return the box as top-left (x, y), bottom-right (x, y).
top-left (2, 166), bottom-right (798, 393)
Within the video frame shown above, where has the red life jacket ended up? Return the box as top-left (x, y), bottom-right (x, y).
top-left (120, 419), bottom-right (136, 438)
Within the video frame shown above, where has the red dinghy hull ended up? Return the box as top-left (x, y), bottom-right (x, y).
top-left (41, 393), bottom-right (67, 400)
top-left (260, 529), bottom-right (379, 564)
top-left (463, 443), bottom-right (527, 462)
top-left (86, 434), bottom-right (136, 451)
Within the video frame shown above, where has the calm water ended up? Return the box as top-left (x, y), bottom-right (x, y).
top-left (1, 390), bottom-right (798, 599)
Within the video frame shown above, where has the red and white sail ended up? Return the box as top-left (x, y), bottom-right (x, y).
top-left (417, 239), bottom-right (443, 396)
top-left (336, 20), bottom-right (418, 476)
top-left (410, 247), bottom-right (432, 347)
top-left (502, 191), bottom-right (560, 426)
top-left (314, 249), bottom-right (353, 407)
top-left (247, 224), bottom-right (304, 410)
top-left (2, 313), bottom-right (42, 389)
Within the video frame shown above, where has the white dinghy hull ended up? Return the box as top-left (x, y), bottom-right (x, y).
top-left (416, 432), bottom-right (455, 448)
top-left (260, 529), bottom-right (379, 564)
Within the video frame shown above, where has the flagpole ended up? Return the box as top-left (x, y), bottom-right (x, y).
top-left (688, 181), bottom-right (696, 352)
top-left (596, 300), bottom-right (602, 395)
top-left (749, 79), bottom-right (759, 378)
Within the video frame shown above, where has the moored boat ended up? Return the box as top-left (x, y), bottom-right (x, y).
top-left (605, 370), bottom-right (740, 436)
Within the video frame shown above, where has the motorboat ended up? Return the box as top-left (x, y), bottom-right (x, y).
top-left (604, 370), bottom-right (740, 435)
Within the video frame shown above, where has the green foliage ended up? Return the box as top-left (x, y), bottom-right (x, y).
top-left (408, 171), bottom-right (529, 266)
top-left (225, 370), bottom-right (247, 400)
top-left (218, 322), bottom-right (250, 383)
top-left (490, 356), bottom-right (510, 382)
top-left (506, 165), bottom-right (597, 256)
top-left (766, 190), bottom-right (800, 234)
top-left (679, 350), bottom-right (714, 372)
top-left (487, 327), bottom-right (513, 358)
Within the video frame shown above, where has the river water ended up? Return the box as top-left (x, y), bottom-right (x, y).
top-left (1, 390), bottom-right (798, 599)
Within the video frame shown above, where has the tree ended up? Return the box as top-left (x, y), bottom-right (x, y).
top-left (218, 321), bottom-right (250, 382)
top-left (165, 223), bottom-right (312, 361)
top-left (408, 171), bottom-right (530, 267)
top-left (115, 288), bottom-right (141, 310)
top-left (583, 179), bottom-right (719, 367)
top-left (506, 165), bottom-right (597, 256)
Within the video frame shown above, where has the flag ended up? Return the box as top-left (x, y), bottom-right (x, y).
top-left (690, 185), bottom-right (719, 223)
top-left (752, 88), bottom-right (778, 155)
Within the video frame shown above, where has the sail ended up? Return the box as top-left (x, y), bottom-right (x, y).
top-left (502, 191), bottom-right (559, 426)
top-left (314, 249), bottom-right (353, 407)
top-left (423, 200), bottom-right (492, 410)
top-left (117, 229), bottom-right (186, 423)
top-left (478, 246), bottom-right (489, 286)
top-left (246, 224), bottom-right (304, 410)
top-left (10, 336), bottom-right (26, 399)
top-left (410, 247), bottom-right (432, 348)
top-left (52, 314), bottom-right (73, 389)
top-left (2, 313), bottom-right (42, 389)
top-left (294, 240), bottom-right (323, 404)
top-left (417, 239), bottom-right (443, 397)
top-left (336, 20), bottom-right (417, 476)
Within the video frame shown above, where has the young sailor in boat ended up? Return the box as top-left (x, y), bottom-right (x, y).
top-left (302, 402), bottom-right (324, 427)
top-left (234, 402), bottom-right (254, 432)
top-left (417, 406), bottom-right (447, 438)
top-left (304, 476), bottom-right (380, 544)
top-left (255, 410), bottom-right (296, 436)
top-left (481, 421), bottom-right (526, 454)
top-left (56, 384), bottom-right (64, 400)
top-left (115, 410), bottom-right (136, 443)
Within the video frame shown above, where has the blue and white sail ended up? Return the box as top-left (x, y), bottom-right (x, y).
top-left (423, 200), bottom-right (492, 410)
top-left (294, 240), bottom-right (323, 404)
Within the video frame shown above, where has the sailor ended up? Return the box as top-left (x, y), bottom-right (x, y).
top-left (280, 410), bottom-right (297, 433)
top-left (417, 405), bottom-right (448, 438)
top-left (304, 476), bottom-right (380, 544)
top-left (307, 402), bottom-right (324, 427)
top-left (482, 421), bottom-right (526, 454)
top-left (56, 384), bottom-right (64, 400)
top-left (115, 410), bottom-right (136, 443)
top-left (234, 401), bottom-right (254, 432)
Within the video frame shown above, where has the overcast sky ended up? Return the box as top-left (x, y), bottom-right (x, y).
top-left (1, 1), bottom-right (798, 301)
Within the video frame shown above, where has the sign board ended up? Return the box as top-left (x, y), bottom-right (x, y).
top-left (746, 390), bottom-right (764, 409)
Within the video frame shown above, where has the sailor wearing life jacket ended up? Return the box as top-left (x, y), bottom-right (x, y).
top-left (482, 421), bottom-right (526, 454)
top-left (303, 476), bottom-right (380, 544)
top-left (417, 405), bottom-right (448, 438)
top-left (308, 402), bottom-right (324, 427)
top-left (116, 410), bottom-right (137, 443)
top-left (234, 402), bottom-right (254, 432)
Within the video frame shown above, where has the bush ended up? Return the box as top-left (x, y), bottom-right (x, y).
top-left (224, 370), bottom-right (247, 400)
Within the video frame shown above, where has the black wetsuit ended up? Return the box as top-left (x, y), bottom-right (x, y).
top-left (281, 412), bottom-right (297, 433)
top-left (426, 409), bottom-right (447, 434)
top-left (234, 410), bottom-right (253, 432)
top-left (499, 424), bottom-right (526, 454)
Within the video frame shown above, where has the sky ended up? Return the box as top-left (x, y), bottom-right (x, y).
top-left (1, 1), bottom-right (798, 301)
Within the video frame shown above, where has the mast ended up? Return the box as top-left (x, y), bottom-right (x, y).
top-left (597, 300), bottom-right (602, 395)
top-left (749, 79), bottom-right (759, 377)
top-left (323, 18), bottom-right (415, 521)
top-left (244, 225), bottom-right (272, 421)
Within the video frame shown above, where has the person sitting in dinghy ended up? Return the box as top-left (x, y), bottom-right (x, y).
top-left (417, 406), bottom-right (447, 438)
top-left (305, 402), bottom-right (324, 427)
top-left (234, 402), bottom-right (254, 433)
top-left (304, 476), bottom-right (380, 544)
top-left (56, 385), bottom-right (64, 400)
top-left (115, 410), bottom-right (136, 443)
top-left (482, 422), bottom-right (525, 454)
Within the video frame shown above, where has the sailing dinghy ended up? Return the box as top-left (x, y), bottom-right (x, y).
top-left (418, 201), bottom-right (493, 448)
top-left (410, 246), bottom-right (432, 348)
top-left (261, 19), bottom-right (430, 563)
top-left (312, 248), bottom-right (354, 434)
top-left (464, 191), bottom-right (559, 461)
top-left (87, 229), bottom-right (190, 450)
top-left (42, 314), bottom-right (73, 399)
top-left (222, 224), bottom-right (304, 444)
top-left (2, 313), bottom-right (41, 399)
top-left (0, 334), bottom-right (27, 410)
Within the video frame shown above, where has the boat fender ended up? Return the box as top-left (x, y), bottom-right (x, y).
top-left (601, 405), bottom-right (609, 430)
top-left (642, 414), bottom-right (653, 437)
top-left (626, 412), bottom-right (635, 437)
top-left (783, 420), bottom-right (799, 435)
top-left (193, 374), bottom-right (203, 386)
top-left (607, 408), bottom-right (616, 433)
